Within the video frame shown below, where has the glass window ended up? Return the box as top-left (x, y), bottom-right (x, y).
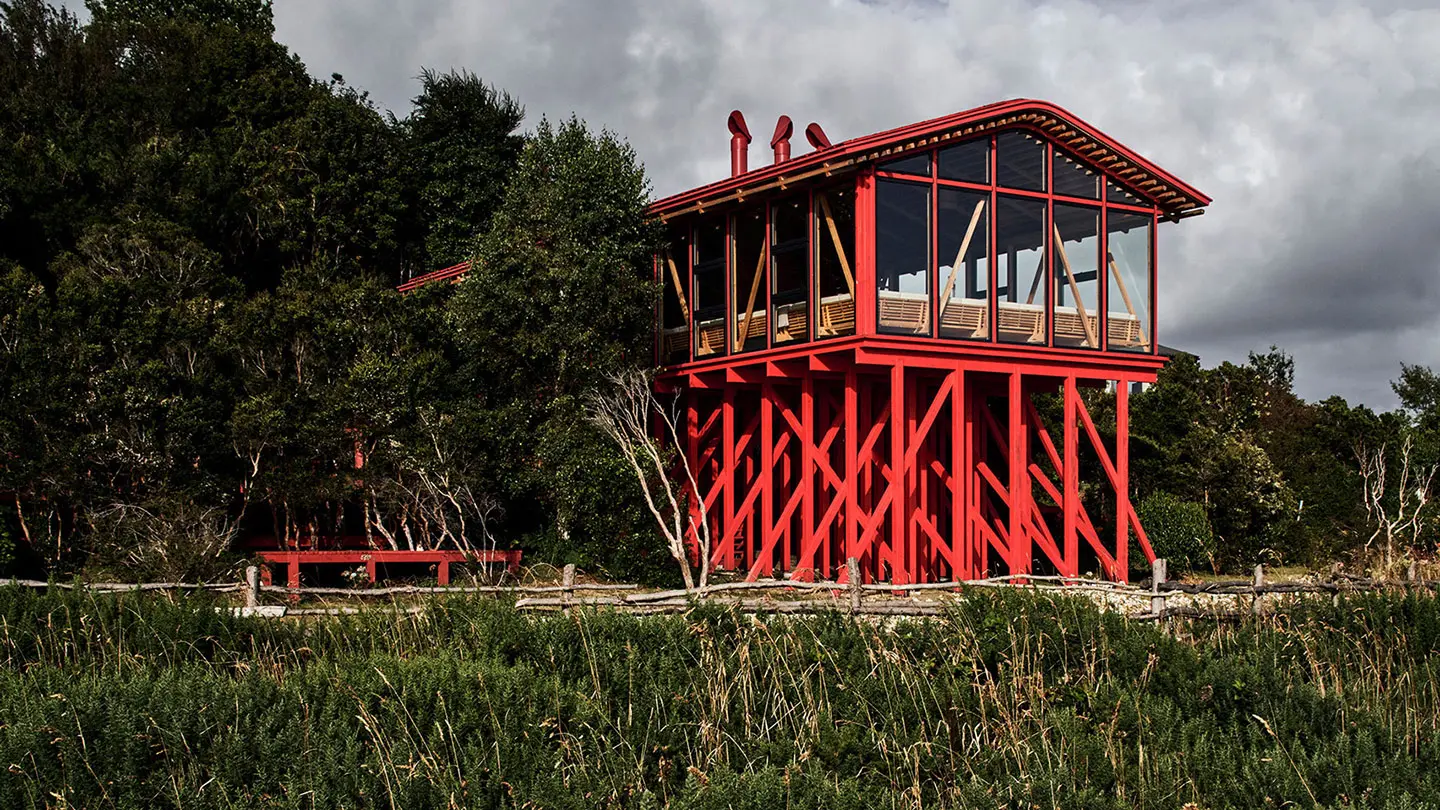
top-left (995, 195), bottom-right (1047, 344)
top-left (732, 207), bottom-right (767, 353)
top-left (1052, 150), bottom-right (1099, 199)
top-left (770, 196), bottom-right (808, 345)
top-left (1052, 204), bottom-right (1101, 349)
top-left (693, 216), bottom-right (727, 357)
top-left (996, 131), bottom-right (1046, 192)
top-left (875, 178), bottom-right (931, 335)
top-left (814, 187), bottom-right (856, 338)
top-left (1106, 211), bottom-right (1152, 352)
top-left (660, 225), bottom-right (691, 364)
top-left (937, 187), bottom-right (989, 340)
top-left (1107, 181), bottom-right (1143, 206)
top-left (879, 151), bottom-right (930, 177)
top-left (938, 138), bottom-right (988, 184)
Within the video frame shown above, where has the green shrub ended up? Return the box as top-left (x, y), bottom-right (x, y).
top-left (3, 587), bottom-right (1440, 808)
top-left (1138, 491), bottom-right (1216, 574)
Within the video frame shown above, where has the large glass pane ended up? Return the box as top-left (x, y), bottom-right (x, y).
top-left (660, 225), bottom-right (691, 364)
top-left (937, 187), bottom-right (989, 340)
top-left (814, 186), bottom-right (856, 338)
top-left (995, 195), bottom-right (1047, 344)
top-left (996, 131), bottom-right (1046, 192)
top-left (876, 178), bottom-right (931, 335)
top-left (1052, 204), bottom-right (1101, 349)
top-left (692, 216), bottom-right (727, 357)
top-left (938, 138), bottom-right (988, 184)
top-left (770, 196), bottom-right (808, 345)
top-left (1052, 149), bottom-right (1099, 199)
top-left (732, 207), bottom-right (767, 353)
top-left (879, 151), bottom-right (930, 177)
top-left (1106, 211), bottom-right (1152, 352)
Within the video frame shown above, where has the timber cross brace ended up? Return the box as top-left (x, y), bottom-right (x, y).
top-left (677, 354), bottom-right (1157, 585)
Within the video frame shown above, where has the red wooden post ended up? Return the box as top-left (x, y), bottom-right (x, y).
top-left (722, 388), bottom-right (737, 569)
top-left (761, 382), bottom-right (775, 577)
top-left (1063, 375), bottom-right (1079, 579)
top-left (801, 374), bottom-right (816, 580)
top-left (438, 560), bottom-right (450, 586)
top-left (889, 361), bottom-right (906, 585)
top-left (1116, 379), bottom-right (1131, 581)
top-left (844, 369), bottom-right (859, 582)
top-left (1008, 371), bottom-right (1027, 576)
top-left (365, 556), bottom-right (377, 583)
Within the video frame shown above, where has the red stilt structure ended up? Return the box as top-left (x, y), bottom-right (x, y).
top-left (652, 100), bottom-right (1210, 584)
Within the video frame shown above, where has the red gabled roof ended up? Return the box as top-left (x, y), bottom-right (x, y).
top-left (648, 98), bottom-right (1210, 221)
top-left (399, 99), bottom-right (1210, 292)
top-left (397, 260), bottom-right (471, 293)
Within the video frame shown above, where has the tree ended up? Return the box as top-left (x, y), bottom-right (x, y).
top-left (586, 369), bottom-right (711, 591)
top-left (398, 68), bottom-right (524, 273)
top-left (446, 117), bottom-right (668, 579)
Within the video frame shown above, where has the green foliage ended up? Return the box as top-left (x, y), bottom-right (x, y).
top-left (446, 117), bottom-right (668, 578)
top-left (5, 588), bottom-right (1440, 807)
top-left (1127, 351), bottom-right (1416, 571)
top-left (1137, 491), bottom-right (1215, 574)
top-left (0, 2), bottom-right (673, 579)
top-left (398, 68), bottom-right (524, 269)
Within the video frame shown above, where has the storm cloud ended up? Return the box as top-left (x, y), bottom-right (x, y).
top-left (79, 0), bottom-right (1440, 406)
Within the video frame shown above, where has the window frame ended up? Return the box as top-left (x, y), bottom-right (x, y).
top-left (872, 128), bottom-right (1160, 354)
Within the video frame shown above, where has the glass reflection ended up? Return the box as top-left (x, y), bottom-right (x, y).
top-left (995, 195), bottom-right (1047, 344)
top-left (876, 179), bottom-right (932, 335)
top-left (1052, 204), bottom-right (1100, 349)
top-left (1107, 211), bottom-right (1152, 352)
top-left (937, 187), bottom-right (989, 340)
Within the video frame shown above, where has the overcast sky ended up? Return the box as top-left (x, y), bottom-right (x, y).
top-left (73, 0), bottom-right (1440, 406)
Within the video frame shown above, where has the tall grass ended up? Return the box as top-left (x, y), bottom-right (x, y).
top-left (1, 586), bottom-right (1439, 808)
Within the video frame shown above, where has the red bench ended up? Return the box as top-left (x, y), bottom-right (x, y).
top-left (257, 549), bottom-right (522, 589)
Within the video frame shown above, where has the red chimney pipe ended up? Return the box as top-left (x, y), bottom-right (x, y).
top-left (728, 110), bottom-right (752, 176)
top-left (770, 115), bottom-right (793, 164)
top-left (805, 122), bottom-right (833, 151)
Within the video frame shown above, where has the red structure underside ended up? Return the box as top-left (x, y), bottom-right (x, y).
top-left (676, 342), bottom-right (1157, 585)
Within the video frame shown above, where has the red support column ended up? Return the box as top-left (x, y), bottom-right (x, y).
top-left (905, 370), bottom-right (919, 584)
top-left (722, 388), bottom-right (737, 569)
top-left (760, 383), bottom-right (775, 578)
top-left (686, 392), bottom-right (700, 564)
top-left (954, 368), bottom-right (970, 580)
top-left (889, 362), bottom-right (907, 585)
top-left (1008, 371), bottom-right (1028, 576)
top-left (1116, 379), bottom-right (1131, 581)
top-left (844, 369), bottom-right (859, 581)
top-left (1063, 375), bottom-right (1079, 579)
top-left (801, 375), bottom-right (816, 580)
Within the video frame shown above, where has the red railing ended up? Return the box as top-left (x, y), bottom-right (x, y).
top-left (397, 260), bottom-right (472, 293)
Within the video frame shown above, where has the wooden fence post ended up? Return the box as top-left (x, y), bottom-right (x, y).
top-left (1253, 564), bottom-right (1265, 616)
top-left (1150, 558), bottom-right (1167, 617)
top-left (245, 566), bottom-right (260, 609)
top-left (562, 564), bottom-right (576, 617)
top-left (847, 557), bottom-right (862, 614)
top-left (1407, 560), bottom-right (1418, 588)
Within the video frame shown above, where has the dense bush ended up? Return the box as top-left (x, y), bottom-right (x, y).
top-left (1137, 491), bottom-right (1216, 574)
top-left (2, 586), bottom-right (1440, 808)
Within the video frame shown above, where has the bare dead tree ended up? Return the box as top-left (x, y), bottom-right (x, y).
top-left (362, 414), bottom-right (504, 554)
top-left (86, 501), bottom-right (239, 582)
top-left (1357, 434), bottom-right (1437, 570)
top-left (586, 368), bottom-right (712, 592)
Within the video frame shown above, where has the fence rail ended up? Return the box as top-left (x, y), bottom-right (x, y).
top-left (6, 560), bottom-right (1437, 620)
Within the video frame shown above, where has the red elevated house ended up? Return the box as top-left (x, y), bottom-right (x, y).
top-left (653, 100), bottom-right (1209, 584)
